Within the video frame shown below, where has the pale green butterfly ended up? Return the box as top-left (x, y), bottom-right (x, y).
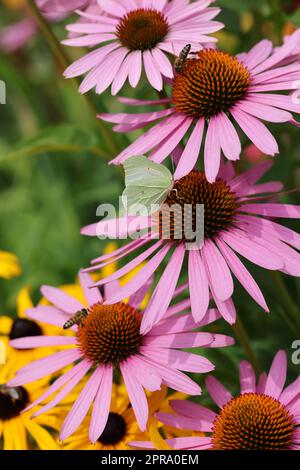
top-left (122, 156), bottom-right (174, 215)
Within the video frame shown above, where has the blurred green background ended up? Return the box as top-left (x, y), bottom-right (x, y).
top-left (0, 0), bottom-right (300, 394)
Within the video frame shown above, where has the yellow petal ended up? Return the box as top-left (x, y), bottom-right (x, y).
top-left (149, 422), bottom-right (172, 450)
top-left (0, 316), bottom-right (13, 335)
top-left (17, 288), bottom-right (33, 318)
top-left (0, 251), bottom-right (21, 279)
top-left (101, 242), bottom-right (118, 278)
top-left (23, 417), bottom-right (60, 450)
top-left (9, 418), bottom-right (27, 450)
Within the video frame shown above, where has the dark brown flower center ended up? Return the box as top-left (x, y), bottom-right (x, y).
top-left (212, 393), bottom-right (295, 450)
top-left (156, 170), bottom-right (238, 241)
top-left (76, 302), bottom-right (142, 366)
top-left (0, 384), bottom-right (29, 420)
top-left (9, 319), bottom-right (42, 341)
top-left (173, 49), bottom-right (251, 118)
top-left (116, 8), bottom-right (169, 51)
top-left (98, 412), bottom-right (127, 446)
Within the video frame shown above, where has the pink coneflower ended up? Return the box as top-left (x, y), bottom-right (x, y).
top-left (130, 351), bottom-right (300, 450)
top-left (62, 0), bottom-right (223, 94)
top-left (39, 0), bottom-right (90, 19)
top-left (7, 271), bottom-right (233, 442)
top-left (99, 30), bottom-right (300, 182)
top-left (82, 160), bottom-right (300, 330)
top-left (0, 0), bottom-right (90, 53)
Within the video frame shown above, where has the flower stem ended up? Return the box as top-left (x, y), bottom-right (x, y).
top-left (232, 316), bottom-right (261, 376)
top-left (27, 0), bottom-right (118, 156)
top-left (267, 0), bottom-right (286, 42)
top-left (270, 271), bottom-right (300, 335)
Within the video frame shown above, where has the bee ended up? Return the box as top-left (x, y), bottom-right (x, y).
top-left (63, 308), bottom-right (88, 330)
top-left (174, 44), bottom-right (192, 73)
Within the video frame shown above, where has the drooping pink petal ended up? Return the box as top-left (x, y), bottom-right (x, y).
top-left (120, 360), bottom-right (148, 431)
top-left (141, 243), bottom-right (185, 334)
top-left (63, 43), bottom-right (120, 78)
top-left (204, 116), bottom-right (221, 183)
top-left (174, 118), bottom-right (205, 180)
top-left (205, 375), bottom-right (233, 408)
top-left (256, 372), bottom-right (268, 394)
top-left (231, 107), bottom-right (279, 156)
top-left (264, 350), bottom-right (287, 399)
top-left (149, 117), bottom-right (193, 163)
top-left (209, 334), bottom-right (234, 348)
top-left (141, 356), bottom-right (201, 395)
top-left (128, 275), bottom-right (153, 309)
top-left (202, 240), bottom-right (233, 302)
top-left (240, 203), bottom-right (300, 218)
top-left (41, 285), bottom-right (84, 313)
top-left (89, 365), bottom-right (113, 443)
top-left (236, 100), bottom-right (292, 123)
top-left (141, 346), bottom-right (214, 373)
top-left (170, 399), bottom-right (217, 424)
top-left (216, 238), bottom-right (269, 311)
top-left (79, 270), bottom-right (102, 305)
top-left (104, 243), bottom-right (171, 304)
top-left (213, 295), bottom-right (237, 325)
top-left (111, 114), bottom-right (186, 164)
top-left (143, 50), bottom-right (163, 91)
top-left (26, 306), bottom-right (72, 329)
top-left (215, 112), bottom-right (241, 161)
top-left (8, 349), bottom-right (82, 386)
top-left (242, 39), bottom-right (273, 70)
top-left (10, 336), bottom-right (76, 349)
top-left (280, 376), bottom-right (300, 406)
top-left (23, 360), bottom-right (90, 413)
top-left (251, 29), bottom-right (300, 75)
top-left (98, 0), bottom-right (127, 18)
top-left (237, 214), bottom-right (300, 251)
top-left (220, 229), bottom-right (284, 270)
top-left (30, 361), bottom-right (91, 418)
top-left (188, 248), bottom-right (209, 322)
top-left (93, 242), bottom-right (163, 287)
top-left (60, 367), bottom-right (104, 441)
top-left (124, 356), bottom-right (162, 392)
top-left (156, 412), bottom-right (211, 432)
top-left (239, 360), bottom-right (256, 393)
top-left (128, 50), bottom-right (142, 87)
top-left (104, 280), bottom-right (121, 299)
top-left (81, 215), bottom-right (150, 238)
top-left (144, 332), bottom-right (213, 349)
top-left (151, 47), bottom-right (174, 78)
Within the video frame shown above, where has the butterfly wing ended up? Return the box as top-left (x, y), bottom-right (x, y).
top-left (122, 156), bottom-right (173, 215)
top-left (122, 187), bottom-right (171, 215)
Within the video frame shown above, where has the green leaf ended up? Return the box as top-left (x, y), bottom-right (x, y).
top-left (0, 124), bottom-right (106, 163)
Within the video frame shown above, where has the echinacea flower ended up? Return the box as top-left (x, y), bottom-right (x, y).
top-left (0, 355), bottom-right (62, 450)
top-left (82, 159), bottom-right (300, 329)
top-left (7, 270), bottom-right (233, 442)
top-left (62, 0), bottom-right (223, 94)
top-left (130, 351), bottom-right (300, 450)
top-left (100, 30), bottom-right (300, 182)
top-left (0, 0), bottom-right (90, 53)
top-left (0, 250), bottom-right (21, 279)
